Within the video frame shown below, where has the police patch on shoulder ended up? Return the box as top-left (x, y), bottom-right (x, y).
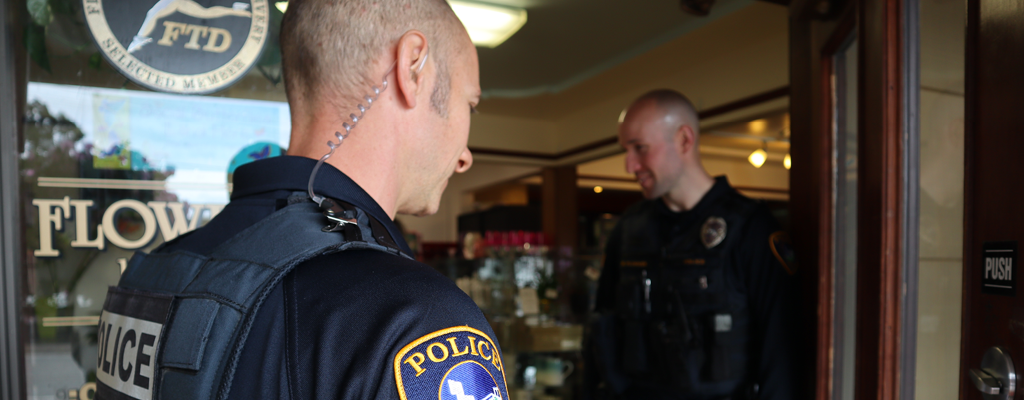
top-left (769, 231), bottom-right (798, 275)
top-left (394, 326), bottom-right (508, 400)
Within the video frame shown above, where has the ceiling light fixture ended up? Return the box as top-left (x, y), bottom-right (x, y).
top-left (748, 142), bottom-right (767, 168)
top-left (448, 1), bottom-right (527, 48)
top-left (747, 119), bottom-right (767, 133)
top-left (784, 153), bottom-right (792, 170)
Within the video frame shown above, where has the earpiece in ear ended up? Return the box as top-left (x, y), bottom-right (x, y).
top-left (415, 52), bottom-right (429, 74)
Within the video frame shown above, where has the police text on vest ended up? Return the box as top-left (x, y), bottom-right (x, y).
top-left (96, 310), bottom-right (163, 400)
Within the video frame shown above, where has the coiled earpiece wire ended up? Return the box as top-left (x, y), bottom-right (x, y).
top-left (307, 52), bottom-right (429, 205)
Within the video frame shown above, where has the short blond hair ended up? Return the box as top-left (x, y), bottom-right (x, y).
top-left (280, 0), bottom-right (463, 107)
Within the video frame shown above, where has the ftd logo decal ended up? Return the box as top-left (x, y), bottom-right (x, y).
top-left (82, 0), bottom-right (269, 94)
top-left (394, 327), bottom-right (508, 400)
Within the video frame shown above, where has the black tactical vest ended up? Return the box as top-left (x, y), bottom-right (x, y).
top-left (95, 197), bottom-right (408, 400)
top-left (610, 191), bottom-right (760, 398)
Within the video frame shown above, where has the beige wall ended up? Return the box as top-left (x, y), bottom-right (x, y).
top-left (396, 161), bottom-right (540, 242)
top-left (915, 90), bottom-right (964, 400)
top-left (467, 113), bottom-right (560, 153)
top-left (914, 0), bottom-right (965, 396)
top-left (552, 15), bottom-right (788, 152)
top-left (577, 149), bottom-right (790, 200)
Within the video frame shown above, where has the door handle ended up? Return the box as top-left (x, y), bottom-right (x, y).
top-left (971, 346), bottom-right (1017, 400)
top-left (970, 368), bottom-right (1002, 395)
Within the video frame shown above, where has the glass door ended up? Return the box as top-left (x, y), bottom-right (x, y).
top-left (3, 1), bottom-right (289, 397)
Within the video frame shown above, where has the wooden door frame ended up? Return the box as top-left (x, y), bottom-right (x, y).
top-left (958, 0), bottom-right (1002, 397)
top-left (855, 0), bottom-right (905, 398)
top-left (789, 1), bottom-right (848, 397)
top-left (789, 0), bottom-right (907, 397)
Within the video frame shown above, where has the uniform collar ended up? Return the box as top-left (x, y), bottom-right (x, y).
top-left (231, 156), bottom-right (413, 255)
top-left (657, 176), bottom-right (735, 219)
top-left (696, 176), bottom-right (734, 211)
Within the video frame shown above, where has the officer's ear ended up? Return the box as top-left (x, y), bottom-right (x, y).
top-left (395, 30), bottom-right (429, 109)
top-left (678, 124), bottom-right (698, 156)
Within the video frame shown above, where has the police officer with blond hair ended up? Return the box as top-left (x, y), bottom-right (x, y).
top-left (96, 1), bottom-right (508, 399)
top-left (589, 89), bottom-right (799, 399)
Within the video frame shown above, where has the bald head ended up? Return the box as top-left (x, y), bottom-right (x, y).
top-left (619, 89), bottom-right (711, 208)
top-left (625, 89), bottom-right (700, 140)
top-left (280, 0), bottom-right (466, 110)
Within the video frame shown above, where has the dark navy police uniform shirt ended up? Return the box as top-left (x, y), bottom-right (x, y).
top-left (594, 177), bottom-right (799, 400)
top-left (160, 156), bottom-right (509, 400)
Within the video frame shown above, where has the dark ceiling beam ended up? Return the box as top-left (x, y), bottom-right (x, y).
top-left (697, 86), bottom-right (790, 119)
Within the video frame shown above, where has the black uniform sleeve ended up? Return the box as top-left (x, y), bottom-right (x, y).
top-left (284, 250), bottom-right (509, 400)
top-left (379, 273), bottom-right (509, 400)
top-left (594, 222), bottom-right (624, 313)
top-left (734, 212), bottom-right (800, 400)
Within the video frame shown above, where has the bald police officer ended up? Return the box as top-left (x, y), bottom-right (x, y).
top-left (589, 89), bottom-right (798, 399)
top-left (96, 1), bottom-right (508, 399)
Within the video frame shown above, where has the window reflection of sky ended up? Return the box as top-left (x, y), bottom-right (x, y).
top-left (27, 83), bottom-right (291, 204)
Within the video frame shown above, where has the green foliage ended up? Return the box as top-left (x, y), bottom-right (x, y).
top-left (26, 0), bottom-right (54, 73)
top-left (49, 0), bottom-right (76, 16)
top-left (88, 52), bottom-right (102, 71)
top-left (24, 24), bottom-right (51, 73)
top-left (26, 0), bottom-right (96, 73)
top-left (27, 0), bottom-right (52, 27)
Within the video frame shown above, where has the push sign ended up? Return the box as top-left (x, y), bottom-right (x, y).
top-left (982, 241), bottom-right (1017, 296)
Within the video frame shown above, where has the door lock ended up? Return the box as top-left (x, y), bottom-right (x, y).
top-left (970, 346), bottom-right (1016, 400)
top-left (971, 368), bottom-right (1003, 395)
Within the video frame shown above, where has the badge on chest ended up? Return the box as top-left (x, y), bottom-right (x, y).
top-left (701, 216), bottom-right (728, 249)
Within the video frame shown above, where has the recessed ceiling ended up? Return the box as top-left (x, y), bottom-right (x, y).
top-left (473, 0), bottom-right (788, 123)
top-left (706, 112), bottom-right (790, 140)
top-left (477, 0), bottom-right (754, 97)
top-left (700, 111), bottom-right (792, 154)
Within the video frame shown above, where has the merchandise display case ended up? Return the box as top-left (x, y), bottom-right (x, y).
top-left (430, 229), bottom-right (610, 400)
